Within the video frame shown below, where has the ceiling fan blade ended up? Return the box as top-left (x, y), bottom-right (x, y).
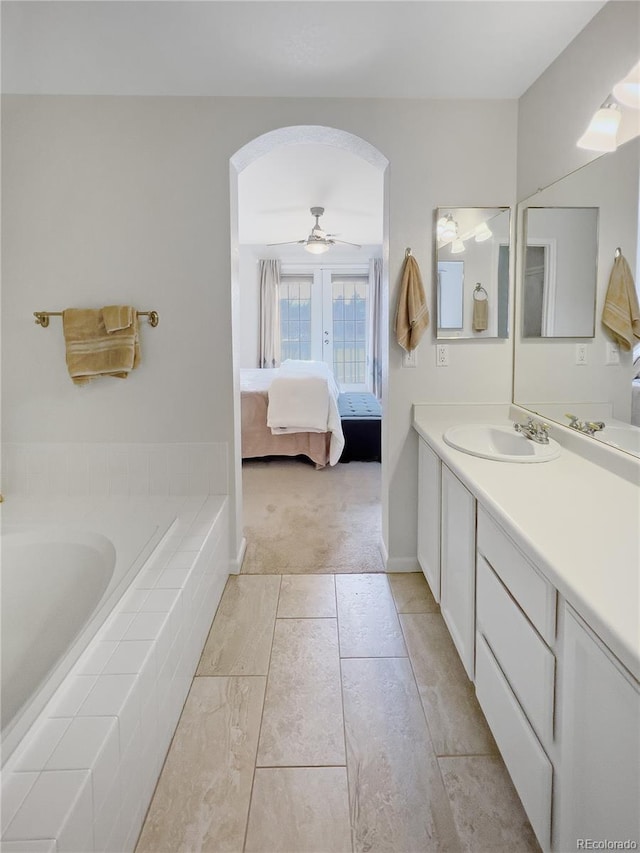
top-left (332, 239), bottom-right (362, 249)
top-left (266, 239), bottom-right (306, 246)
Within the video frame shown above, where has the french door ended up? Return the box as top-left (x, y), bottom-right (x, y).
top-left (279, 264), bottom-right (372, 391)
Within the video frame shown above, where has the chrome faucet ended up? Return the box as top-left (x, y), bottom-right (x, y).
top-left (565, 414), bottom-right (606, 435)
top-left (514, 417), bottom-right (550, 444)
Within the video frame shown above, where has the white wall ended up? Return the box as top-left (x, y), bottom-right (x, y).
top-left (517, 0), bottom-right (640, 200)
top-left (2, 95), bottom-right (518, 567)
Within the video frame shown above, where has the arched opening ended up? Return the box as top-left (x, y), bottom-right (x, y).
top-left (229, 125), bottom-right (389, 572)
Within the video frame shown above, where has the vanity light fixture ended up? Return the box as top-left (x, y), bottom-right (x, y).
top-left (613, 60), bottom-right (640, 109)
top-left (451, 238), bottom-right (466, 254)
top-left (474, 222), bottom-right (493, 242)
top-left (577, 101), bottom-right (621, 152)
top-left (438, 214), bottom-right (458, 242)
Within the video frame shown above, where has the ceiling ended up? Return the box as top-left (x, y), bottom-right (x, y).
top-left (2, 1), bottom-right (605, 99)
top-left (1, 0), bottom-right (606, 247)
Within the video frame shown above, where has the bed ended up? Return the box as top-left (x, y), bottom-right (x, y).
top-left (240, 361), bottom-right (344, 468)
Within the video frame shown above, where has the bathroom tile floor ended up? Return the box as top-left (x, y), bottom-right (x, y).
top-left (136, 571), bottom-right (541, 853)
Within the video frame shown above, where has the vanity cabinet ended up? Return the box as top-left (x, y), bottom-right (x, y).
top-left (556, 605), bottom-right (640, 850)
top-left (414, 424), bottom-right (640, 853)
top-left (417, 438), bottom-right (441, 601)
top-left (440, 464), bottom-right (476, 680)
top-left (475, 508), bottom-right (557, 849)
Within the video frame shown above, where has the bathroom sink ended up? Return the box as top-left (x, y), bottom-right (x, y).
top-left (443, 424), bottom-right (561, 463)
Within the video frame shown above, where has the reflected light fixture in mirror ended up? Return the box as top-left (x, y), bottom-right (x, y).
top-left (577, 101), bottom-right (621, 152)
top-left (474, 222), bottom-right (493, 242)
top-left (613, 60), bottom-right (640, 109)
top-left (438, 214), bottom-right (458, 241)
top-left (451, 238), bottom-right (466, 254)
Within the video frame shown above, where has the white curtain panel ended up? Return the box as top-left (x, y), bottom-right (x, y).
top-left (259, 259), bottom-right (281, 368)
top-left (370, 257), bottom-right (383, 399)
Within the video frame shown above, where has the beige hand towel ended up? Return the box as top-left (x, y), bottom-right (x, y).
top-left (103, 304), bottom-right (134, 333)
top-left (473, 297), bottom-right (489, 331)
top-left (602, 254), bottom-right (640, 350)
top-left (63, 308), bottom-right (139, 385)
top-left (395, 255), bottom-right (429, 351)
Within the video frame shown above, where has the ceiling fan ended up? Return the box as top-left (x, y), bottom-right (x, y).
top-left (267, 207), bottom-right (361, 254)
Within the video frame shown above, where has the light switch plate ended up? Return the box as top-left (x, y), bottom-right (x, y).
top-left (605, 342), bottom-right (620, 365)
top-left (402, 349), bottom-right (418, 368)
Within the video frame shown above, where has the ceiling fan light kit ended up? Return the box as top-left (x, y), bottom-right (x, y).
top-left (267, 206), bottom-right (361, 253)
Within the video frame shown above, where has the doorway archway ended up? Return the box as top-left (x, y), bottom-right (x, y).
top-left (229, 125), bottom-right (389, 571)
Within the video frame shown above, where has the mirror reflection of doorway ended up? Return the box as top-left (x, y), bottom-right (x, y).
top-left (523, 245), bottom-right (546, 337)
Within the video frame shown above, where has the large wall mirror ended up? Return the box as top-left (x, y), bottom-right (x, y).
top-left (436, 207), bottom-right (511, 339)
top-left (522, 207), bottom-right (598, 338)
top-left (513, 136), bottom-right (640, 457)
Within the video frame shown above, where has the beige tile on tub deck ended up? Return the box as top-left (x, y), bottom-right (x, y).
top-left (277, 574), bottom-right (336, 618)
top-left (439, 755), bottom-right (541, 853)
top-left (335, 574), bottom-right (407, 658)
top-left (341, 657), bottom-right (461, 853)
top-left (196, 574), bottom-right (280, 676)
top-left (400, 613), bottom-right (497, 756)
top-left (387, 571), bottom-right (439, 613)
top-left (244, 767), bottom-right (352, 853)
top-left (256, 618), bottom-right (345, 767)
top-left (135, 676), bottom-right (265, 853)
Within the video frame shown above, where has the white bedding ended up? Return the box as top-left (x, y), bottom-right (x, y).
top-left (241, 361), bottom-right (345, 466)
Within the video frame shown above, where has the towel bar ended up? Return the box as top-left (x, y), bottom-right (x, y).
top-left (34, 310), bottom-right (159, 328)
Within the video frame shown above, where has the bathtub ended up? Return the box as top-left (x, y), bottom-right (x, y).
top-left (1, 503), bottom-right (177, 762)
top-left (1, 494), bottom-right (230, 853)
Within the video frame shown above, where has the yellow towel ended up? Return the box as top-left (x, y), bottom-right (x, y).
top-left (63, 307), bottom-right (139, 385)
top-left (395, 255), bottom-right (429, 351)
top-left (473, 297), bottom-right (489, 332)
top-left (103, 304), bottom-right (134, 333)
top-left (602, 254), bottom-right (640, 351)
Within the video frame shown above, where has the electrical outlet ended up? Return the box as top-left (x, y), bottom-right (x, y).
top-left (402, 348), bottom-right (418, 368)
top-left (575, 343), bottom-right (588, 365)
top-left (605, 342), bottom-right (620, 365)
top-left (436, 344), bottom-right (449, 367)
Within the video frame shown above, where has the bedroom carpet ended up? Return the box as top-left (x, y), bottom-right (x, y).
top-left (241, 459), bottom-right (384, 573)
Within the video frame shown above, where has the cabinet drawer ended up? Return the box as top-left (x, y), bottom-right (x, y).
top-left (477, 555), bottom-right (555, 747)
top-left (477, 508), bottom-right (556, 644)
top-left (475, 633), bottom-right (552, 851)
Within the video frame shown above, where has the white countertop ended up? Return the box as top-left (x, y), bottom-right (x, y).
top-left (413, 403), bottom-right (640, 681)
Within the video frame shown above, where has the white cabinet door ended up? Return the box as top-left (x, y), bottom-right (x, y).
top-left (440, 464), bottom-right (476, 680)
top-left (556, 605), bottom-right (640, 851)
top-left (417, 439), bottom-right (441, 601)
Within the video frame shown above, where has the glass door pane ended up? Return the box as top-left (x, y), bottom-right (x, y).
top-left (326, 273), bottom-right (370, 390)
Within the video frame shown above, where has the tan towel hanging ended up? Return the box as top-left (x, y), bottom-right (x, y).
top-left (602, 254), bottom-right (640, 350)
top-left (473, 290), bottom-right (489, 332)
top-left (63, 307), bottom-right (139, 384)
top-left (395, 254), bottom-right (429, 351)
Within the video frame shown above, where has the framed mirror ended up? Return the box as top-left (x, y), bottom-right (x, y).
top-left (522, 207), bottom-right (599, 338)
top-left (513, 136), bottom-right (640, 458)
top-left (435, 207), bottom-right (511, 339)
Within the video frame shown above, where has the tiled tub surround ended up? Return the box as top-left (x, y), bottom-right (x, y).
top-left (1, 494), bottom-right (230, 853)
top-left (1, 442), bottom-right (228, 497)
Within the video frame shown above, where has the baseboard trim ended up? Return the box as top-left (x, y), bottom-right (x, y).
top-left (230, 536), bottom-right (247, 574)
top-left (378, 536), bottom-right (389, 569)
top-left (385, 555), bottom-right (420, 573)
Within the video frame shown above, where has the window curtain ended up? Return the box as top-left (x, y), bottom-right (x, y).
top-left (259, 259), bottom-right (281, 368)
top-left (370, 257), bottom-right (383, 398)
